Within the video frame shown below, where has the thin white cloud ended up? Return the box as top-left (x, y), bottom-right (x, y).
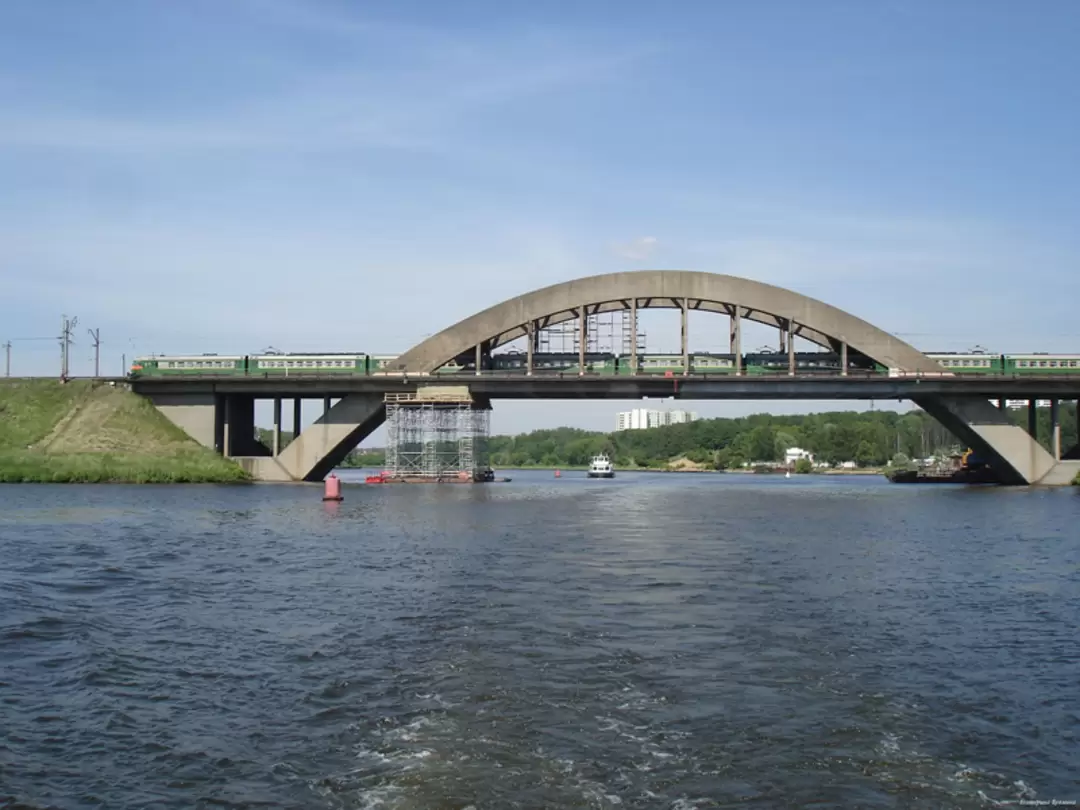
top-left (612, 236), bottom-right (659, 261)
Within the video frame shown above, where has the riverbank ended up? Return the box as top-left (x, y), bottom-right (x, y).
top-left (0, 380), bottom-right (249, 483)
top-left (489, 462), bottom-right (885, 476)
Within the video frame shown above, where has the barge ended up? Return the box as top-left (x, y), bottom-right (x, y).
top-left (886, 449), bottom-right (1002, 485)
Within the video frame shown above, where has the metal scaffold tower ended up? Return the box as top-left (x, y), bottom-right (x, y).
top-left (537, 309), bottom-right (645, 355)
top-left (383, 390), bottom-right (491, 480)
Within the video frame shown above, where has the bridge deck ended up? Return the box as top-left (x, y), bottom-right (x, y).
top-left (122, 373), bottom-right (1080, 399)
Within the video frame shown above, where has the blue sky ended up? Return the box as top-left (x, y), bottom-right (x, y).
top-left (2, 0), bottom-right (1079, 434)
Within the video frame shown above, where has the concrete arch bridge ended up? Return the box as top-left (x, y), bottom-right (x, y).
top-left (141, 271), bottom-right (1080, 485)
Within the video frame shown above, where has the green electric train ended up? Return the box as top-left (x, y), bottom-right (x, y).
top-left (128, 350), bottom-right (1080, 378)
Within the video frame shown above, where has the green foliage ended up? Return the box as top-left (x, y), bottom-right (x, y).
top-left (0, 379), bottom-right (94, 450)
top-left (483, 408), bottom-right (981, 470)
top-left (0, 451), bottom-right (249, 483)
top-left (0, 379), bottom-right (249, 483)
top-left (342, 449), bottom-right (386, 468)
top-left (793, 457), bottom-right (814, 474)
top-left (1005, 405), bottom-right (1079, 454)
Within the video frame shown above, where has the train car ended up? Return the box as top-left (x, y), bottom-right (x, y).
top-left (742, 352), bottom-right (848, 375)
top-left (689, 353), bottom-right (736, 373)
top-left (631, 354), bottom-right (683, 375)
top-left (1006, 354), bottom-right (1080, 374)
top-left (925, 353), bottom-right (1003, 374)
top-left (433, 359), bottom-right (467, 375)
top-left (250, 353), bottom-right (368, 375)
top-left (489, 351), bottom-right (618, 374)
top-left (130, 355), bottom-right (245, 377)
top-left (368, 354), bottom-right (403, 375)
top-left (627, 353), bottom-right (738, 375)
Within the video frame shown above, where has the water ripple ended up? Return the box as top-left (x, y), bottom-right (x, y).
top-left (0, 474), bottom-right (1078, 808)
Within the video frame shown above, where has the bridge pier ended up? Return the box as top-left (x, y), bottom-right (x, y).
top-left (145, 391), bottom-right (219, 449)
top-left (227, 394), bottom-right (385, 481)
top-left (221, 394), bottom-right (270, 457)
top-left (913, 394), bottom-right (1079, 485)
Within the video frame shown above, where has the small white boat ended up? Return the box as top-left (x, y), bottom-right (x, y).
top-left (587, 453), bottom-right (615, 479)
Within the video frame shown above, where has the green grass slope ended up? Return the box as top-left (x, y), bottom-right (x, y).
top-left (0, 380), bottom-right (249, 483)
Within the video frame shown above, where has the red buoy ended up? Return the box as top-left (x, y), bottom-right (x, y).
top-left (322, 473), bottom-right (343, 501)
top-left (554, 469), bottom-right (561, 478)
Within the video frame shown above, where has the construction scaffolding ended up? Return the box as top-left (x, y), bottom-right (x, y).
top-left (536, 309), bottom-right (645, 355)
top-left (383, 389), bottom-right (491, 481)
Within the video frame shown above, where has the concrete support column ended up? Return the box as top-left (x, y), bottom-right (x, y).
top-left (214, 395), bottom-right (225, 453)
top-left (475, 343), bottom-right (482, 376)
top-left (272, 398), bottom-right (282, 456)
top-left (998, 398), bottom-right (1008, 412)
top-left (630, 299), bottom-right (638, 376)
top-left (323, 396), bottom-right (331, 416)
top-left (293, 398), bottom-right (302, 444)
top-left (840, 341), bottom-right (848, 376)
top-left (1051, 399), bottom-right (1061, 460)
top-left (732, 307), bottom-right (742, 376)
top-left (787, 320), bottom-right (796, 376)
top-left (1028, 399), bottom-right (1037, 439)
top-left (526, 321), bottom-right (534, 376)
top-left (681, 297), bottom-right (689, 375)
top-left (224, 394), bottom-right (260, 456)
top-left (578, 303), bottom-right (586, 375)
top-left (222, 395), bottom-right (232, 458)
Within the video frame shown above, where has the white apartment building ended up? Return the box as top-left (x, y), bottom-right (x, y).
top-left (615, 408), bottom-right (699, 431)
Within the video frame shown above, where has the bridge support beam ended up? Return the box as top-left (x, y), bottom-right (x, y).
top-left (145, 392), bottom-right (218, 449)
top-left (681, 298), bottom-right (689, 375)
top-left (272, 398), bottom-right (282, 456)
top-left (284, 394), bottom-right (384, 481)
top-left (236, 394), bottom-right (386, 482)
top-left (526, 321), bottom-right (534, 376)
top-left (224, 394), bottom-right (269, 457)
top-left (731, 307), bottom-right (742, 375)
top-left (787, 320), bottom-right (796, 376)
top-left (913, 394), bottom-right (1079, 485)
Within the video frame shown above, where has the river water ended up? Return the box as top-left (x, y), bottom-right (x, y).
top-left (1, 471), bottom-right (1077, 809)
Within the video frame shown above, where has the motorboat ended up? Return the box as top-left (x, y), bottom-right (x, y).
top-left (587, 453), bottom-right (615, 479)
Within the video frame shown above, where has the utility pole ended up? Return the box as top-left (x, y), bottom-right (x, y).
top-left (59, 314), bottom-right (78, 379)
top-left (3, 341), bottom-right (10, 377)
top-left (88, 328), bottom-right (101, 378)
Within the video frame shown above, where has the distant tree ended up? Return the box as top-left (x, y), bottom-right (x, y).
top-left (746, 425), bottom-right (778, 462)
top-left (794, 457), bottom-right (814, 474)
top-left (855, 440), bottom-right (878, 467)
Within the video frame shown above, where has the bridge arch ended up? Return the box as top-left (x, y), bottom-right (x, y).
top-left (391, 270), bottom-right (942, 374)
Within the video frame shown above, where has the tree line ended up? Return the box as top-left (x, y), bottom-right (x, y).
top-left (259, 403), bottom-right (1077, 471)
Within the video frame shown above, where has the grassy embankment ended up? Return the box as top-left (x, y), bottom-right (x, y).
top-left (0, 380), bottom-right (249, 483)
